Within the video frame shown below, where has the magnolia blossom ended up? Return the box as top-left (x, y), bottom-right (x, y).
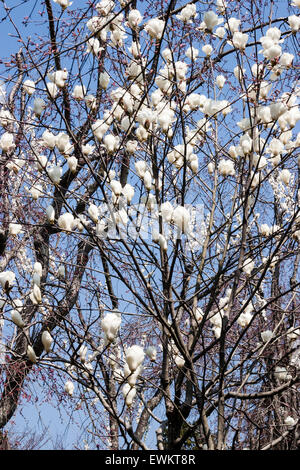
top-left (48, 165), bottom-right (62, 185)
top-left (0, 109), bottom-right (13, 127)
top-left (237, 311), bottom-right (252, 328)
top-left (145, 18), bottom-right (165, 39)
top-left (135, 160), bottom-right (147, 178)
top-left (46, 82), bottom-right (58, 99)
top-left (172, 206), bottom-right (190, 233)
top-left (0, 132), bottom-right (15, 152)
top-left (42, 130), bottom-right (56, 149)
top-left (185, 47), bottom-right (199, 60)
top-left (216, 0), bottom-right (227, 14)
top-left (47, 69), bottom-right (68, 88)
top-left (230, 32), bottom-right (248, 50)
top-left (23, 79), bottom-right (35, 95)
top-left (176, 3), bottom-right (197, 23)
top-left (216, 75), bottom-right (226, 88)
top-left (122, 384), bottom-right (136, 407)
top-left (202, 44), bottom-right (213, 56)
top-left (110, 180), bottom-right (122, 196)
top-left (27, 345), bottom-right (37, 363)
top-left (101, 310), bottom-right (121, 343)
top-left (99, 71), bottom-right (110, 90)
top-left (46, 206), bottom-right (55, 224)
top-left (53, 0), bottom-right (72, 9)
top-left (64, 380), bottom-right (75, 396)
top-left (9, 223), bottom-right (23, 236)
top-left (88, 204), bottom-right (99, 223)
top-left (58, 212), bottom-right (75, 232)
top-left (242, 258), bottom-right (254, 275)
top-left (203, 11), bottom-right (219, 31)
top-left (288, 15), bottom-right (300, 33)
top-left (261, 330), bottom-right (273, 343)
top-left (218, 159), bottom-right (235, 177)
top-left (11, 310), bottom-right (25, 328)
top-left (125, 345), bottom-right (145, 372)
top-left (284, 416), bottom-right (296, 427)
top-left (215, 26), bottom-right (226, 38)
top-left (279, 52), bottom-right (294, 68)
top-left (128, 9), bottom-right (143, 28)
top-left (56, 132), bottom-right (71, 154)
top-left (72, 85), bottom-right (86, 100)
top-left (226, 17), bottom-right (240, 32)
top-left (280, 169), bottom-right (291, 185)
top-left (86, 37), bottom-right (102, 56)
top-left (122, 184), bottom-right (135, 203)
top-left (33, 98), bottom-right (46, 116)
top-left (67, 156), bottom-right (78, 173)
top-left (145, 346), bottom-right (157, 361)
top-left (92, 120), bottom-right (109, 141)
top-left (42, 330), bottom-right (53, 353)
top-left (0, 271), bottom-right (15, 290)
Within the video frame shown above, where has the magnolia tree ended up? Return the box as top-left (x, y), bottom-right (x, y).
top-left (0, 0), bottom-right (299, 451)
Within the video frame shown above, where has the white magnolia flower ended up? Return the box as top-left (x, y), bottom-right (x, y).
top-left (279, 52), bottom-right (294, 68)
top-left (122, 184), bottom-right (135, 203)
top-left (92, 120), bottom-right (109, 141)
top-left (47, 68), bottom-right (68, 88)
top-left (42, 130), bottom-right (56, 149)
top-left (237, 311), bottom-right (252, 328)
top-left (48, 165), bottom-right (62, 185)
top-left (135, 160), bottom-right (147, 178)
top-left (0, 109), bottom-right (13, 128)
top-left (215, 26), bottom-right (226, 38)
top-left (226, 17), bottom-right (240, 32)
top-left (0, 271), bottom-right (15, 290)
top-left (72, 85), bottom-right (86, 100)
top-left (101, 310), bottom-right (121, 342)
top-left (203, 11), bottom-right (219, 31)
top-left (27, 345), bottom-right (37, 363)
top-left (230, 32), bottom-right (248, 50)
top-left (145, 18), bottom-right (165, 39)
top-left (280, 169), bottom-right (291, 185)
top-left (58, 212), bottom-right (75, 232)
top-left (284, 416), bottom-right (296, 427)
top-left (33, 98), bottom-right (46, 116)
top-left (86, 37), bottom-right (102, 56)
top-left (46, 206), bottom-right (55, 224)
top-left (145, 346), bottom-right (157, 361)
top-left (216, 75), bottom-right (226, 88)
top-left (288, 14), bottom-right (300, 32)
top-left (242, 258), bottom-right (255, 275)
top-left (202, 44), bottom-right (213, 56)
top-left (176, 3), bottom-right (197, 23)
top-left (23, 79), bottom-right (35, 95)
top-left (11, 310), bottom-right (25, 328)
top-left (125, 345), bottom-right (145, 372)
top-left (122, 384), bottom-right (136, 407)
top-left (0, 132), bottom-right (15, 152)
top-left (218, 159), bottom-right (235, 176)
top-left (128, 9), bottom-right (143, 28)
top-left (67, 156), bottom-right (78, 173)
top-left (185, 47), bottom-right (199, 60)
top-left (64, 380), bottom-right (75, 396)
top-left (46, 82), bottom-right (58, 99)
top-left (42, 330), bottom-right (53, 353)
top-left (53, 0), bottom-right (72, 9)
top-left (88, 204), bottom-right (99, 223)
top-left (172, 206), bottom-right (190, 233)
top-left (261, 330), bottom-right (273, 343)
top-left (9, 223), bottom-right (23, 236)
top-left (99, 71), bottom-right (110, 90)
